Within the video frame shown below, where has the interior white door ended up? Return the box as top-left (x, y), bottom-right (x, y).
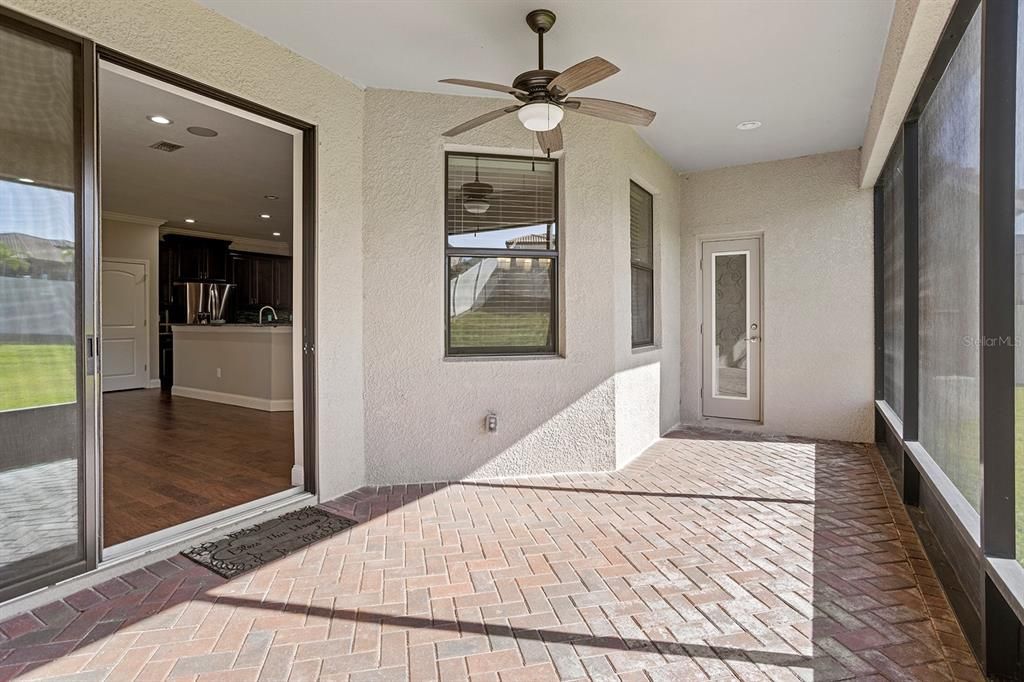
top-left (701, 238), bottom-right (762, 420)
top-left (101, 259), bottom-right (148, 391)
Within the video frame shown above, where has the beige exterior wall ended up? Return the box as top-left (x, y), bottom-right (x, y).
top-left (679, 150), bottom-right (875, 442)
top-left (361, 88), bottom-right (682, 484)
top-left (7, 0), bottom-right (367, 499)
top-left (7, 0), bottom-right (878, 498)
top-left (611, 121), bottom-right (683, 467)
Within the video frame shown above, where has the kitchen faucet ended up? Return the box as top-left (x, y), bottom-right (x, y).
top-left (259, 306), bottom-right (277, 325)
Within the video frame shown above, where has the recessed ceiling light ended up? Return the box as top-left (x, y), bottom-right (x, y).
top-left (736, 120), bottom-right (762, 131)
top-left (272, 232), bottom-right (281, 237)
top-left (186, 126), bottom-right (218, 137)
top-left (264, 195), bottom-right (279, 200)
top-left (184, 218), bottom-right (196, 224)
top-left (17, 177), bottom-right (34, 184)
top-left (147, 115), bottom-right (173, 125)
top-left (259, 214), bottom-right (271, 219)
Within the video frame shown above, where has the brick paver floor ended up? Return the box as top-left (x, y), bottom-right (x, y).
top-left (0, 428), bottom-right (982, 680)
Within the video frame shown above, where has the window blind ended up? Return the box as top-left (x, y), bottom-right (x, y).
top-left (630, 181), bottom-right (654, 347)
top-left (447, 154), bottom-right (557, 249)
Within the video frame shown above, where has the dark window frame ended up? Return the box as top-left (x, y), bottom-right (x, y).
top-left (444, 151), bottom-right (560, 357)
top-left (872, 0), bottom-right (1024, 675)
top-left (630, 181), bottom-right (655, 348)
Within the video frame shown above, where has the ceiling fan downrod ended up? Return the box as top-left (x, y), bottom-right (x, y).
top-left (526, 9), bottom-right (556, 71)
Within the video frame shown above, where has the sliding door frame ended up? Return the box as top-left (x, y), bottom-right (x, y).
top-left (0, 7), bottom-right (101, 602)
top-left (93, 47), bottom-right (320, 534)
top-left (0, 4), bottom-right (318, 599)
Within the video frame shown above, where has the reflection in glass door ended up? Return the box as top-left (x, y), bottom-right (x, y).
top-left (0, 13), bottom-right (95, 601)
top-left (701, 237), bottom-right (762, 421)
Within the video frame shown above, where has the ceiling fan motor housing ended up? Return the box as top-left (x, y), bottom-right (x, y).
top-left (513, 70), bottom-right (562, 102)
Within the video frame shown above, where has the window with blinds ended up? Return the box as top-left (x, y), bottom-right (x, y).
top-left (445, 153), bottom-right (558, 355)
top-left (630, 181), bottom-right (654, 347)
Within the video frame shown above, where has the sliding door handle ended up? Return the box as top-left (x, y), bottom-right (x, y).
top-left (86, 335), bottom-right (96, 375)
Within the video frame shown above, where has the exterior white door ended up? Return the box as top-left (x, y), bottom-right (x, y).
top-left (101, 259), bottom-right (148, 392)
top-left (701, 238), bottom-right (762, 420)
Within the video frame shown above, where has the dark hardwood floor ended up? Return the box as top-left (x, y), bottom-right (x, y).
top-left (102, 389), bottom-right (293, 547)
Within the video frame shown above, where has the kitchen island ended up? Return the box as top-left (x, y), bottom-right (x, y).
top-left (171, 324), bottom-right (293, 411)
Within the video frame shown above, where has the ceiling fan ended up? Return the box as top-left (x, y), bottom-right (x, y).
top-left (439, 9), bottom-right (656, 155)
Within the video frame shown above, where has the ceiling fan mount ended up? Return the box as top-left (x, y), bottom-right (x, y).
top-left (525, 9), bottom-right (556, 35)
top-left (439, 8), bottom-right (656, 155)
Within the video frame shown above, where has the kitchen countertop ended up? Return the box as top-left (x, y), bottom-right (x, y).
top-left (171, 323), bottom-right (293, 334)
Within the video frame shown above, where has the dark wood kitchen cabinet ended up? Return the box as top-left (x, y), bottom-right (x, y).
top-left (252, 256), bottom-right (275, 306)
top-left (272, 258), bottom-right (292, 308)
top-left (228, 251), bottom-right (292, 310)
top-left (229, 254), bottom-right (252, 305)
top-left (161, 235), bottom-right (229, 283)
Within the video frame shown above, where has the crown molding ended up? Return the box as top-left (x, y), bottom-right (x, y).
top-left (159, 225), bottom-right (290, 256)
top-left (102, 211), bottom-right (166, 227)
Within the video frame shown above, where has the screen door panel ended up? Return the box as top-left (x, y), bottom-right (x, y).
top-left (702, 238), bottom-right (762, 420)
top-left (0, 13), bottom-right (93, 601)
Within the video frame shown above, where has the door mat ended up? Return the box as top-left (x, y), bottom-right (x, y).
top-left (181, 506), bottom-right (357, 578)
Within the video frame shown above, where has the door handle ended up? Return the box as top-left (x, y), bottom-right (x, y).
top-left (747, 336), bottom-right (760, 342)
top-left (86, 335), bottom-right (96, 375)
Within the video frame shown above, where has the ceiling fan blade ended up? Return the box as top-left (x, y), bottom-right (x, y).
top-left (564, 98), bottom-right (656, 127)
top-left (547, 57), bottom-right (620, 96)
top-left (439, 78), bottom-right (525, 96)
top-left (536, 126), bottom-right (563, 154)
top-left (442, 105), bottom-right (521, 137)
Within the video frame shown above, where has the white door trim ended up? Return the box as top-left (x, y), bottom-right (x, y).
top-left (700, 235), bottom-right (763, 421)
top-left (100, 257), bottom-right (150, 392)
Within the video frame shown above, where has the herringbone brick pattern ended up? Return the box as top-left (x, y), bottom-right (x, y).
top-left (0, 428), bottom-right (981, 680)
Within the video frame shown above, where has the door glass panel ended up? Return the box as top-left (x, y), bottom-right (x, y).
top-left (713, 253), bottom-right (748, 399)
top-left (0, 22), bottom-right (84, 592)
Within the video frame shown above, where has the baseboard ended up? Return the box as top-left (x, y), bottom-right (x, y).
top-left (147, 379), bottom-right (161, 389)
top-left (171, 385), bottom-right (293, 412)
top-left (290, 464), bottom-right (304, 487)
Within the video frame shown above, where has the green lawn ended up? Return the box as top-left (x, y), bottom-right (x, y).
top-left (449, 311), bottom-right (551, 349)
top-left (0, 344), bottom-right (76, 411)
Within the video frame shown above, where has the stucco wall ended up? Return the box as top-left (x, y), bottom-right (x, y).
top-left (362, 89), bottom-right (681, 484)
top-left (101, 216), bottom-right (160, 383)
top-left (679, 150), bottom-right (874, 442)
top-left (611, 127), bottom-right (683, 467)
top-left (7, 0), bottom-right (366, 498)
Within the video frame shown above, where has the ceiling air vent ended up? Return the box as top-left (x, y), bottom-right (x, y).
top-left (149, 140), bottom-right (184, 152)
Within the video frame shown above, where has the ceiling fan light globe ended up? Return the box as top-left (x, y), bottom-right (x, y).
top-left (517, 102), bottom-right (563, 132)
top-left (464, 198), bottom-right (490, 214)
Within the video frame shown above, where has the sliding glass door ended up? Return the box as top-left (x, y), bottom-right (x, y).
top-left (0, 11), bottom-right (97, 601)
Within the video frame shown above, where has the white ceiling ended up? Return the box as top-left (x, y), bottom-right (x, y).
top-left (99, 68), bottom-right (294, 239)
top-left (198, 0), bottom-right (894, 172)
